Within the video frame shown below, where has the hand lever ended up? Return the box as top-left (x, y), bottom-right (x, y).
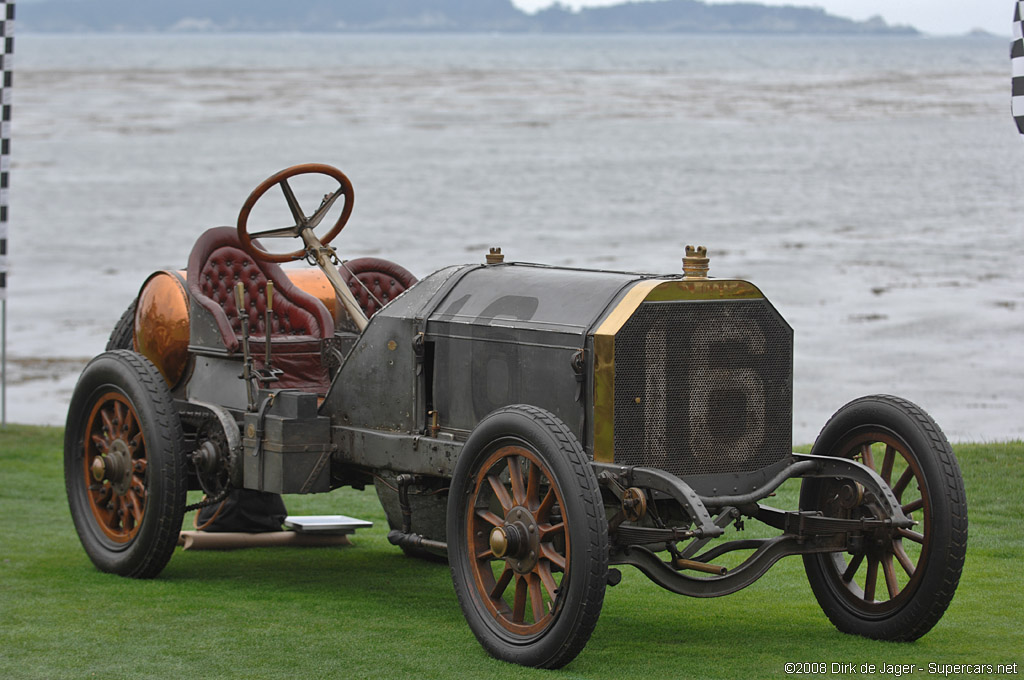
top-left (252, 281), bottom-right (282, 387)
top-left (234, 281), bottom-right (257, 410)
top-left (264, 280), bottom-right (274, 369)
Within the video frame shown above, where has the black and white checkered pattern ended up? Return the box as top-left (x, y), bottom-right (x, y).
top-left (0, 1), bottom-right (12, 299)
top-left (1014, 1), bottom-right (1024, 134)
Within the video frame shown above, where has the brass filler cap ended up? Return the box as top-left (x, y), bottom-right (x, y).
top-left (682, 245), bottom-right (709, 279)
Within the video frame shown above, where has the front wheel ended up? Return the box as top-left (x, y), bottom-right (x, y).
top-left (801, 395), bottom-right (967, 640)
top-left (447, 405), bottom-right (608, 669)
top-left (64, 350), bottom-right (187, 578)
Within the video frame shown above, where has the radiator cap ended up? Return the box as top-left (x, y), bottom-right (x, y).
top-left (682, 245), bottom-right (710, 279)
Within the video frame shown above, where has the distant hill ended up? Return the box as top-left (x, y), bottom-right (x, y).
top-left (16, 0), bottom-right (918, 35)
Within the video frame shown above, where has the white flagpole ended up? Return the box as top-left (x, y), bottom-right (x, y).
top-left (0, 1), bottom-right (13, 428)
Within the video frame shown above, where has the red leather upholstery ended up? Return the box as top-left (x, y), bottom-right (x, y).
top-left (186, 227), bottom-right (334, 394)
top-left (339, 257), bottom-right (418, 318)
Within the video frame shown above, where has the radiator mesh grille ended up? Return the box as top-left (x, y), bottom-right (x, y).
top-left (613, 299), bottom-right (792, 477)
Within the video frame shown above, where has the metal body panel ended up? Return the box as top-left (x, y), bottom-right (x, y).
top-left (426, 263), bottom-right (644, 442)
top-left (432, 338), bottom-right (582, 436)
top-left (428, 263), bottom-right (641, 339)
top-left (332, 426), bottom-right (463, 477)
top-left (186, 355), bottom-right (248, 411)
top-left (326, 313), bottom-right (420, 432)
top-left (321, 266), bottom-right (468, 434)
top-left (188, 292), bottom-right (232, 355)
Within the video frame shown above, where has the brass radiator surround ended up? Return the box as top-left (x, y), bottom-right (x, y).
top-left (592, 279), bottom-right (792, 479)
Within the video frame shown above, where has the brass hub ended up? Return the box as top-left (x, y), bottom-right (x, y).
top-left (495, 506), bottom-right (541, 574)
top-left (90, 456), bottom-right (107, 482)
top-left (489, 525), bottom-right (518, 558)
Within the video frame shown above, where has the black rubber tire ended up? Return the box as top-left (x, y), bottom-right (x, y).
top-left (447, 405), bottom-right (607, 669)
top-left (64, 350), bottom-right (187, 578)
top-left (106, 300), bottom-right (137, 351)
top-left (801, 395), bottom-right (967, 641)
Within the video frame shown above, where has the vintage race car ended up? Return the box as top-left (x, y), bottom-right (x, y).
top-left (64, 164), bottom-right (967, 668)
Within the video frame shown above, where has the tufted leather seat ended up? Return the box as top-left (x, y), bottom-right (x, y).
top-left (186, 227), bottom-right (335, 394)
top-left (338, 257), bottom-right (418, 318)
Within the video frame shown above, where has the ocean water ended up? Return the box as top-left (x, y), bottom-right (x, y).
top-left (4, 33), bottom-right (1022, 443)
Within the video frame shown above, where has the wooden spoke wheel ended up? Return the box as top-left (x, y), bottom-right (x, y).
top-left (64, 351), bottom-right (186, 579)
top-left (800, 395), bottom-right (967, 641)
top-left (82, 392), bottom-right (148, 543)
top-left (448, 405), bottom-right (607, 669)
top-left (468, 445), bottom-right (567, 636)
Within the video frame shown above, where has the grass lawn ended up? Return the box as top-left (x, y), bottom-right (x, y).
top-left (1, 425), bottom-right (1021, 679)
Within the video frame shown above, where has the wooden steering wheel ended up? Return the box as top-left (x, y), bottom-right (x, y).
top-left (237, 163), bottom-right (354, 263)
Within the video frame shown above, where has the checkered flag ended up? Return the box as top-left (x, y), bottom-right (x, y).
top-left (0, 1), bottom-right (11, 300)
top-left (1014, 1), bottom-right (1024, 134)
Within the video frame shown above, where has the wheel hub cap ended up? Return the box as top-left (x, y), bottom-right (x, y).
top-left (90, 456), bottom-right (107, 482)
top-left (489, 526), bottom-right (513, 558)
top-left (500, 506), bottom-right (540, 574)
top-left (102, 439), bottom-right (134, 496)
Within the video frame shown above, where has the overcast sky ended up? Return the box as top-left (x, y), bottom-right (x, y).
top-left (510, 0), bottom-right (1014, 37)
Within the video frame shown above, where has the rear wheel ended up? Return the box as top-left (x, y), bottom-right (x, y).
top-left (106, 300), bottom-right (136, 351)
top-left (64, 350), bottom-right (187, 578)
top-left (801, 395), bottom-right (967, 640)
top-left (448, 405), bottom-right (607, 669)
